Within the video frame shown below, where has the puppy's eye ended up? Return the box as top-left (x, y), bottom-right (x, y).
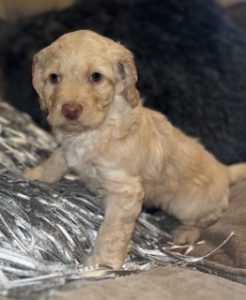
top-left (89, 72), bottom-right (103, 83)
top-left (48, 73), bottom-right (61, 85)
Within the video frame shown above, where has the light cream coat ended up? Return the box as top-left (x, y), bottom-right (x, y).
top-left (23, 30), bottom-right (246, 268)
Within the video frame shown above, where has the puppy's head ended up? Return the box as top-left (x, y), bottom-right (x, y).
top-left (32, 30), bottom-right (140, 132)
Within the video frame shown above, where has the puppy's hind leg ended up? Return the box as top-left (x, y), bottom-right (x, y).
top-left (170, 189), bottom-right (229, 245)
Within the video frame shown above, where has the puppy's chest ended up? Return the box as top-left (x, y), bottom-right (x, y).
top-left (62, 132), bottom-right (103, 180)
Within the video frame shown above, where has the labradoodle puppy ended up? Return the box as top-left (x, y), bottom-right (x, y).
top-left (23, 30), bottom-right (246, 268)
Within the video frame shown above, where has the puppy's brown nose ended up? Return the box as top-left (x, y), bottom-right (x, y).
top-left (61, 103), bottom-right (83, 120)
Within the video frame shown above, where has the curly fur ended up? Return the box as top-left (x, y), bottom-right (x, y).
top-left (23, 30), bottom-right (246, 268)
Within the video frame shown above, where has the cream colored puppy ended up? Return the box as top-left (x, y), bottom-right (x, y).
top-left (23, 30), bottom-right (246, 268)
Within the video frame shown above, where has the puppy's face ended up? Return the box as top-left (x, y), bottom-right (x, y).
top-left (33, 30), bottom-right (139, 132)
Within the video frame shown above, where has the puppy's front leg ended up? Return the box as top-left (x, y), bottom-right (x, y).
top-left (88, 175), bottom-right (144, 268)
top-left (23, 147), bottom-right (68, 183)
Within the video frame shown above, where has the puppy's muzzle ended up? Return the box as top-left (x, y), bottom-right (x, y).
top-left (61, 103), bottom-right (83, 121)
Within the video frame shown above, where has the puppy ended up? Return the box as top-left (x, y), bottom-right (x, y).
top-left (23, 30), bottom-right (246, 268)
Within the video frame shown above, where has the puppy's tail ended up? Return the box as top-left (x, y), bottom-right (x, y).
top-left (228, 163), bottom-right (246, 184)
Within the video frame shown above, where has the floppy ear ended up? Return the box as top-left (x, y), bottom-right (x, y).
top-left (32, 50), bottom-right (48, 110)
top-left (115, 46), bottom-right (140, 108)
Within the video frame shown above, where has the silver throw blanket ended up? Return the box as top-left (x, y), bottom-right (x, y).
top-left (0, 100), bottom-right (231, 298)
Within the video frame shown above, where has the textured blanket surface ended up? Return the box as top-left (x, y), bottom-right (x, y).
top-left (43, 267), bottom-right (246, 300)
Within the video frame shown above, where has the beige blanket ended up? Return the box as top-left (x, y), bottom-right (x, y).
top-left (190, 179), bottom-right (246, 283)
top-left (46, 267), bottom-right (246, 300)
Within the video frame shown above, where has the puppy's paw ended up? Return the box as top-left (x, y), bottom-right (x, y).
top-left (22, 166), bottom-right (59, 183)
top-left (171, 226), bottom-right (201, 245)
top-left (86, 254), bottom-right (122, 269)
top-left (22, 167), bottom-right (42, 181)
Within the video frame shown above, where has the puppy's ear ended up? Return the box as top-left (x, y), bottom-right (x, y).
top-left (115, 47), bottom-right (140, 108)
top-left (32, 50), bottom-right (47, 110)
